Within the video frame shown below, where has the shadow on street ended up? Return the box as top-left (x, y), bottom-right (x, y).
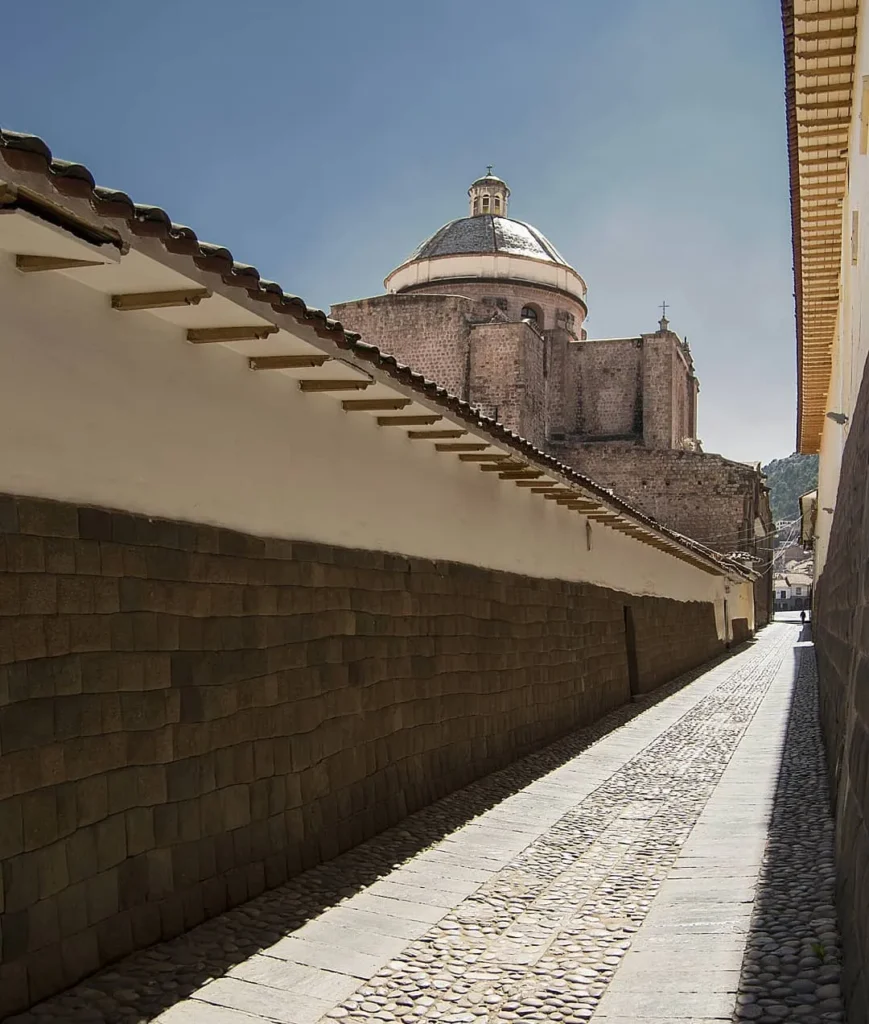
top-left (731, 625), bottom-right (845, 1023)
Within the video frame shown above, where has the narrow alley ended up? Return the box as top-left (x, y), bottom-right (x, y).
top-left (8, 621), bottom-right (843, 1024)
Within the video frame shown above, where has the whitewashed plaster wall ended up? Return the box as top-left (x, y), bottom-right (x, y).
top-left (386, 252), bottom-right (587, 305)
top-left (815, 5), bottom-right (869, 577)
top-left (0, 256), bottom-right (727, 620)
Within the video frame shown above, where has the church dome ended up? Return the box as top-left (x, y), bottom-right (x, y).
top-left (385, 170), bottom-right (587, 308)
top-left (409, 215), bottom-right (570, 266)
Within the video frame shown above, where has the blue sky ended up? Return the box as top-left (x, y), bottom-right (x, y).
top-left (2, 0), bottom-right (793, 462)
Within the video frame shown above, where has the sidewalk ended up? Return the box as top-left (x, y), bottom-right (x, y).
top-left (9, 622), bottom-right (844, 1024)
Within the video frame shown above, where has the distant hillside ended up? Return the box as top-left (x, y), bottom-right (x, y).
top-left (762, 453), bottom-right (819, 524)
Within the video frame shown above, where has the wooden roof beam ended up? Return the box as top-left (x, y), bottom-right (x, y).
top-left (16, 255), bottom-right (104, 272)
top-left (798, 62), bottom-right (851, 75)
top-left (799, 99), bottom-right (853, 111)
top-left (799, 155), bottom-right (848, 164)
top-left (797, 139), bottom-right (849, 150)
top-left (112, 288), bottom-right (211, 311)
top-left (801, 167), bottom-right (847, 177)
top-left (436, 443), bottom-right (490, 452)
top-left (795, 7), bottom-right (859, 22)
top-left (797, 119), bottom-right (851, 131)
top-left (480, 461), bottom-right (525, 472)
top-left (249, 355), bottom-right (329, 370)
top-left (795, 27), bottom-right (859, 41)
top-left (187, 325), bottom-right (279, 343)
top-left (378, 415), bottom-right (441, 426)
top-left (796, 44), bottom-right (857, 59)
top-left (407, 429), bottom-right (467, 439)
top-left (342, 398), bottom-right (411, 411)
top-left (797, 85), bottom-right (854, 97)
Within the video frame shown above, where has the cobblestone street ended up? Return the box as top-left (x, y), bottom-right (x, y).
top-left (8, 621), bottom-right (844, 1024)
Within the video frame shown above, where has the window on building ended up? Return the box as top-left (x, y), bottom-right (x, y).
top-left (473, 198), bottom-right (480, 215)
top-left (482, 196), bottom-right (490, 212)
top-left (779, 591), bottom-right (787, 600)
top-left (795, 587), bottom-right (803, 596)
top-left (494, 196), bottom-right (501, 214)
top-left (521, 304), bottom-right (543, 328)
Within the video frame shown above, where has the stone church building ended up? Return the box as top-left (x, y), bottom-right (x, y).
top-left (332, 171), bottom-right (773, 623)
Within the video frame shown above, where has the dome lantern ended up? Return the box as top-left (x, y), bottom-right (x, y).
top-left (468, 167), bottom-right (510, 218)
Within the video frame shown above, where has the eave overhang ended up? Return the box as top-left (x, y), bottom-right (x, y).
top-left (783, 0), bottom-right (861, 453)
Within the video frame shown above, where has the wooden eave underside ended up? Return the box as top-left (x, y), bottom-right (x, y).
top-left (787, 0), bottom-right (860, 453)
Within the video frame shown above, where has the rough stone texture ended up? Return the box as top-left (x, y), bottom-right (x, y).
top-left (814, 352), bottom-right (869, 1024)
top-left (468, 321), bottom-right (545, 447)
top-left (382, 279), bottom-right (587, 340)
top-left (0, 492), bottom-right (724, 1016)
top-left (640, 331), bottom-right (696, 450)
top-left (331, 291), bottom-right (771, 614)
top-left (330, 293), bottom-right (489, 400)
top-left (573, 338), bottom-right (643, 441)
top-left (7, 618), bottom-right (780, 1024)
top-left (557, 446), bottom-right (774, 627)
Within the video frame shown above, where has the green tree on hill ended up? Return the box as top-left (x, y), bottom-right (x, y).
top-left (762, 453), bottom-right (819, 524)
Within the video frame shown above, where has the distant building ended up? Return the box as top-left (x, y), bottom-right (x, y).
top-left (333, 172), bottom-right (774, 622)
top-left (772, 572), bottom-right (813, 612)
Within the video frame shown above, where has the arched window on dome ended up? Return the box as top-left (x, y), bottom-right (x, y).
top-left (493, 195), bottom-right (501, 214)
top-left (521, 304), bottom-right (543, 328)
top-left (473, 197), bottom-right (480, 215)
top-left (482, 195), bottom-right (490, 213)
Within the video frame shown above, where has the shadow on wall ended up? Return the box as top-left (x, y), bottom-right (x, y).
top-left (732, 628), bottom-right (849, 1021)
top-left (16, 649), bottom-right (740, 1023)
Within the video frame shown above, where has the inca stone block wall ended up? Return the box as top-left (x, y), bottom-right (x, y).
top-left (814, 361), bottom-right (869, 1023)
top-left (628, 598), bottom-right (721, 695)
top-left (0, 493), bottom-right (724, 1014)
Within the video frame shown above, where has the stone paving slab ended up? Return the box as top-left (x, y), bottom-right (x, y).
top-left (8, 621), bottom-right (846, 1024)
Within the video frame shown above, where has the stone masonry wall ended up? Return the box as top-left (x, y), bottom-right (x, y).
top-left (330, 294), bottom-right (486, 400)
top-left (556, 445), bottom-right (774, 630)
top-left (813, 356), bottom-right (869, 1022)
top-left (0, 494), bottom-right (724, 1014)
top-left (541, 328), bottom-right (576, 441)
top-left (559, 446), bottom-right (761, 554)
top-left (571, 338), bottom-right (642, 440)
top-left (394, 279), bottom-right (587, 338)
top-left (630, 598), bottom-right (722, 695)
top-left (469, 322), bottom-right (545, 447)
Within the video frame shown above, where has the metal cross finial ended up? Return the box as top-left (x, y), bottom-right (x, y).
top-left (660, 300), bottom-right (669, 319)
top-left (486, 165), bottom-right (493, 176)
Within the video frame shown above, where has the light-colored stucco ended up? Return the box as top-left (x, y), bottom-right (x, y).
top-left (0, 253), bottom-right (727, 621)
top-left (387, 252), bottom-right (588, 306)
top-left (726, 579), bottom-right (756, 638)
